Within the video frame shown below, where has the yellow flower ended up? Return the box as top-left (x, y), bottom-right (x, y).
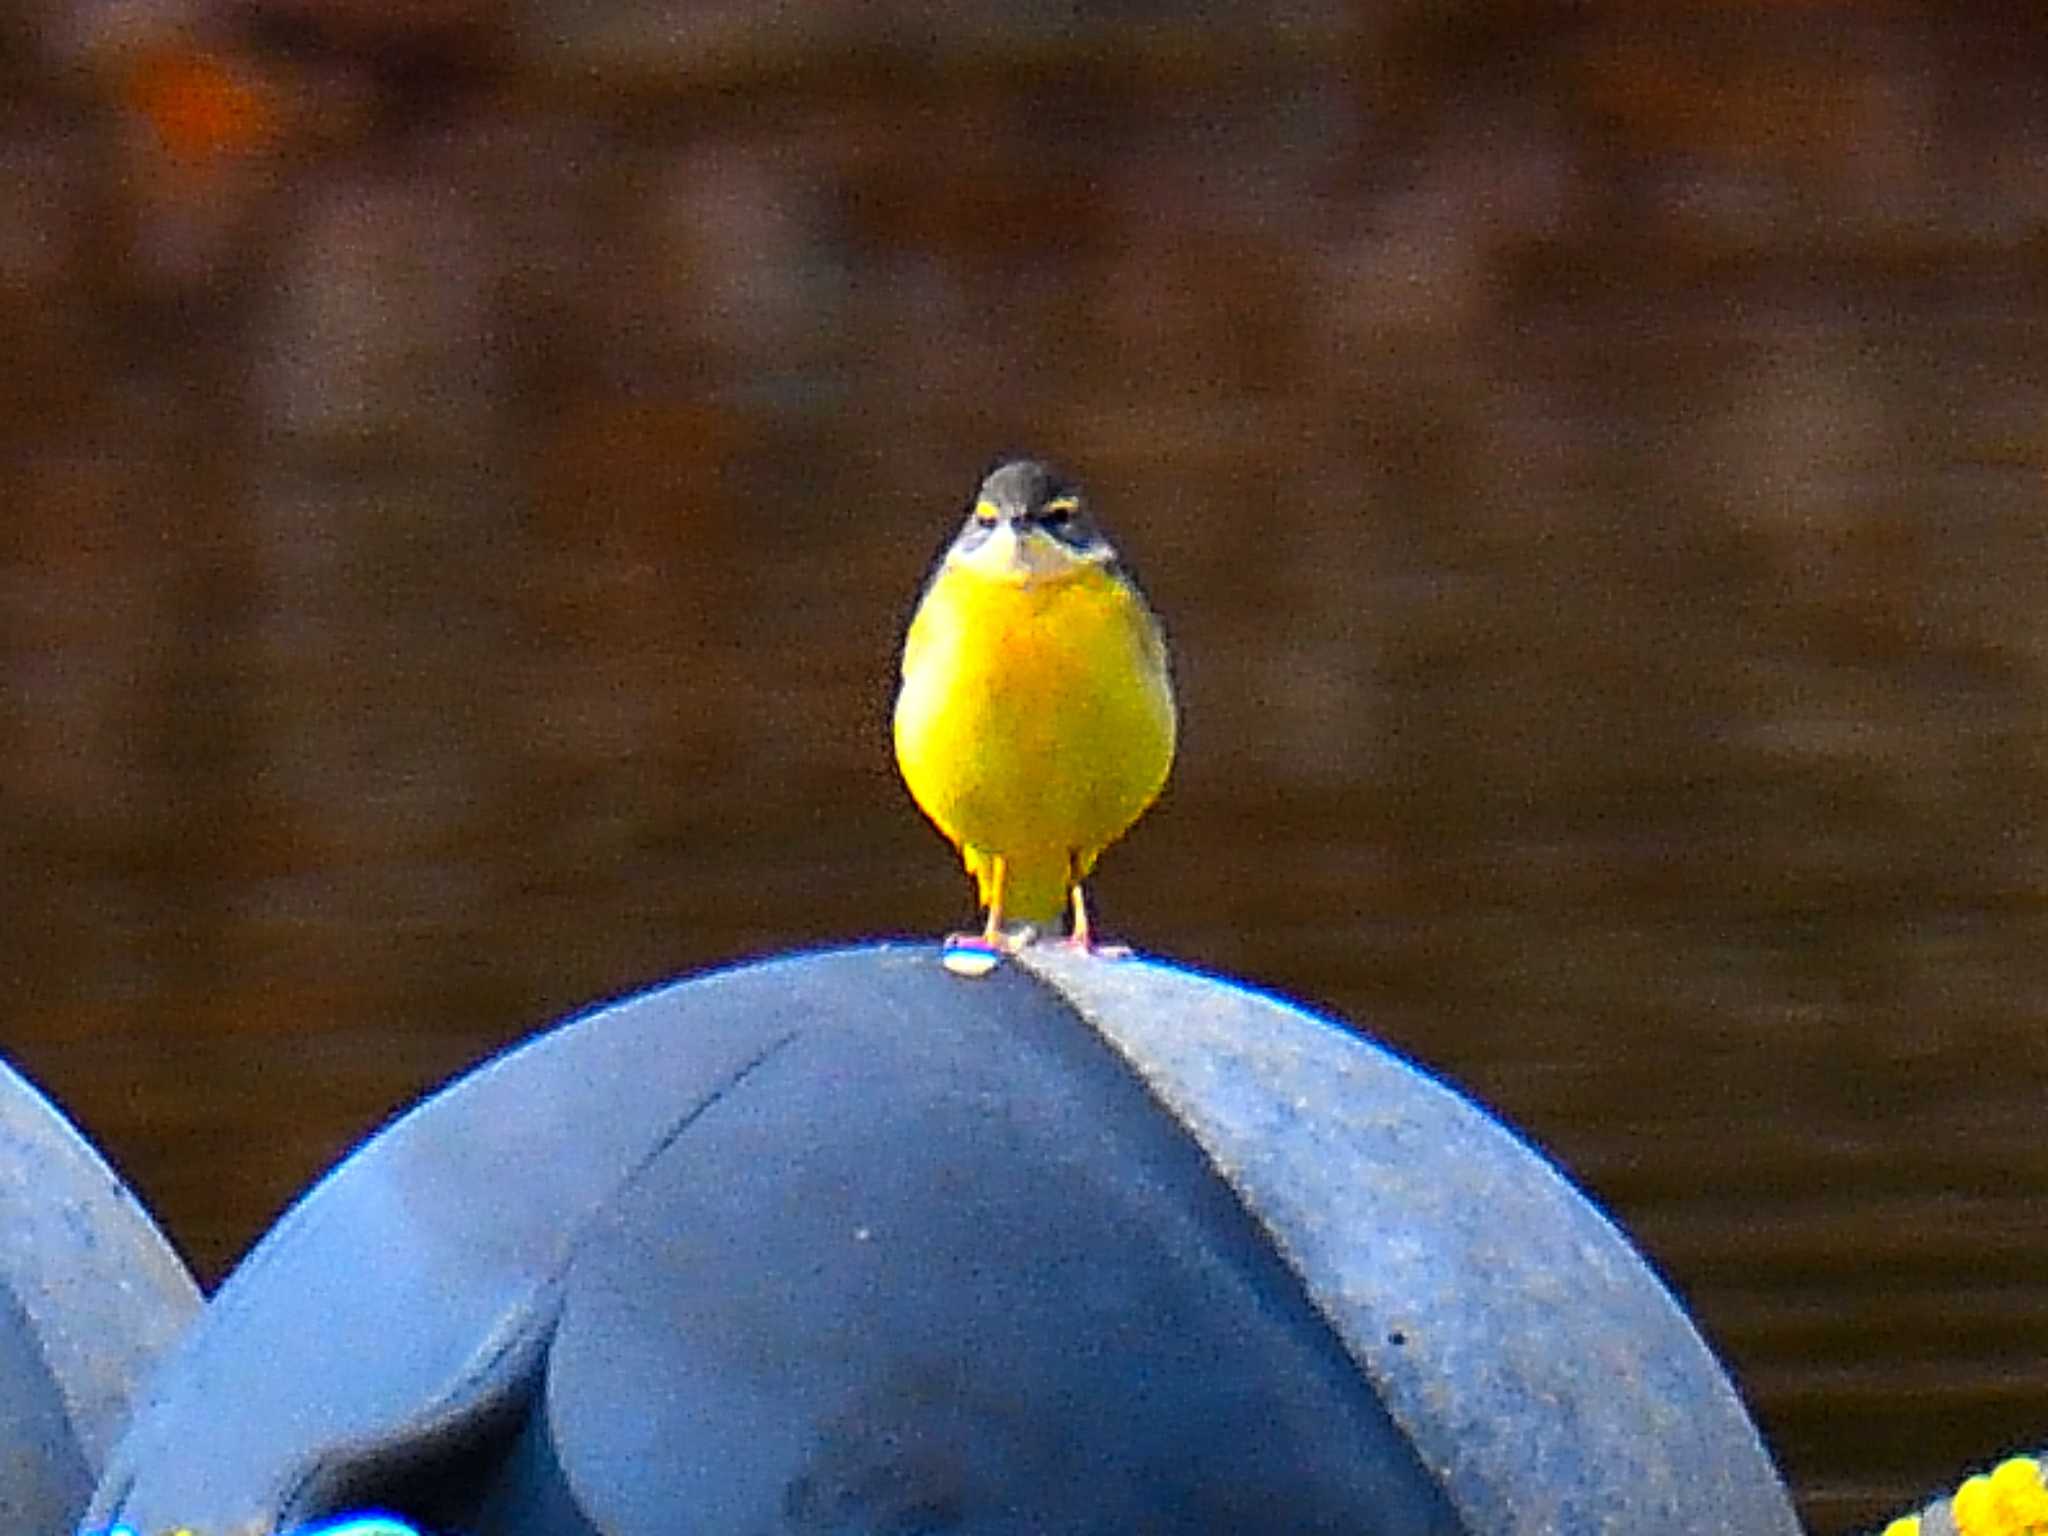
top-left (1880, 1516), bottom-right (1922, 1536)
top-left (1952, 1456), bottom-right (2048, 1536)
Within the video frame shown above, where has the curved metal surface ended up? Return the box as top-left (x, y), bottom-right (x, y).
top-left (90, 943), bottom-right (1796, 1534)
top-left (0, 1057), bottom-right (199, 1532)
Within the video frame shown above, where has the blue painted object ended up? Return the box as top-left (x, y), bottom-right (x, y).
top-left (0, 1057), bottom-right (200, 1533)
top-left (92, 1520), bottom-right (419, 1536)
top-left (85, 945), bottom-right (1799, 1535)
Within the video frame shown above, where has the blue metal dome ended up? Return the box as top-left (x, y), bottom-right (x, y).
top-left (84, 944), bottom-right (1798, 1535)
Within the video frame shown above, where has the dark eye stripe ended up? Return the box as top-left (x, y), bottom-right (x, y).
top-left (1036, 500), bottom-right (1101, 553)
top-left (1023, 495), bottom-right (1072, 540)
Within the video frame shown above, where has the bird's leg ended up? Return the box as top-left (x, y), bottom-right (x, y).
top-left (944, 855), bottom-right (1028, 976)
top-left (1061, 869), bottom-right (1132, 959)
top-left (981, 854), bottom-right (1009, 946)
top-left (1068, 881), bottom-right (1095, 948)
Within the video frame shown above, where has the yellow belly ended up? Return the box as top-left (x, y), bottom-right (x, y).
top-left (893, 560), bottom-right (1176, 923)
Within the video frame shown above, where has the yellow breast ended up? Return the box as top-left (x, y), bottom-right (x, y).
top-left (893, 557), bottom-right (1176, 921)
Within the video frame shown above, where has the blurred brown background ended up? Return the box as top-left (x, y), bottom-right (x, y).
top-left (4, 1), bottom-right (2047, 1528)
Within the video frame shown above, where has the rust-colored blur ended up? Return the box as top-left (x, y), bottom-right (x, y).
top-left (4, 3), bottom-right (2046, 1529)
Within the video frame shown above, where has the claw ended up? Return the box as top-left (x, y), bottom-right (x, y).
top-left (940, 924), bottom-right (1037, 978)
top-left (1058, 935), bottom-right (1133, 960)
top-left (941, 934), bottom-right (1004, 978)
top-left (1061, 884), bottom-right (1131, 958)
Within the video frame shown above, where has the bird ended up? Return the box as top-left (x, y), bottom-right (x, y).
top-left (894, 458), bottom-right (1177, 976)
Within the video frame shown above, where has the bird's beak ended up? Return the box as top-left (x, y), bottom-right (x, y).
top-left (988, 519), bottom-right (1066, 584)
top-left (954, 512), bottom-right (1064, 585)
top-left (984, 519), bottom-right (1024, 572)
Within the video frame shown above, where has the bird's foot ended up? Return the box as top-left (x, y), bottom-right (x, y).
top-left (1058, 886), bottom-right (1131, 959)
top-left (940, 924), bottom-right (1038, 978)
top-left (1057, 934), bottom-right (1134, 960)
top-left (940, 936), bottom-right (1003, 978)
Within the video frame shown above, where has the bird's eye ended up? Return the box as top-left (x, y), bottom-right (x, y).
top-left (971, 500), bottom-right (999, 528)
top-left (1039, 496), bottom-right (1079, 530)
